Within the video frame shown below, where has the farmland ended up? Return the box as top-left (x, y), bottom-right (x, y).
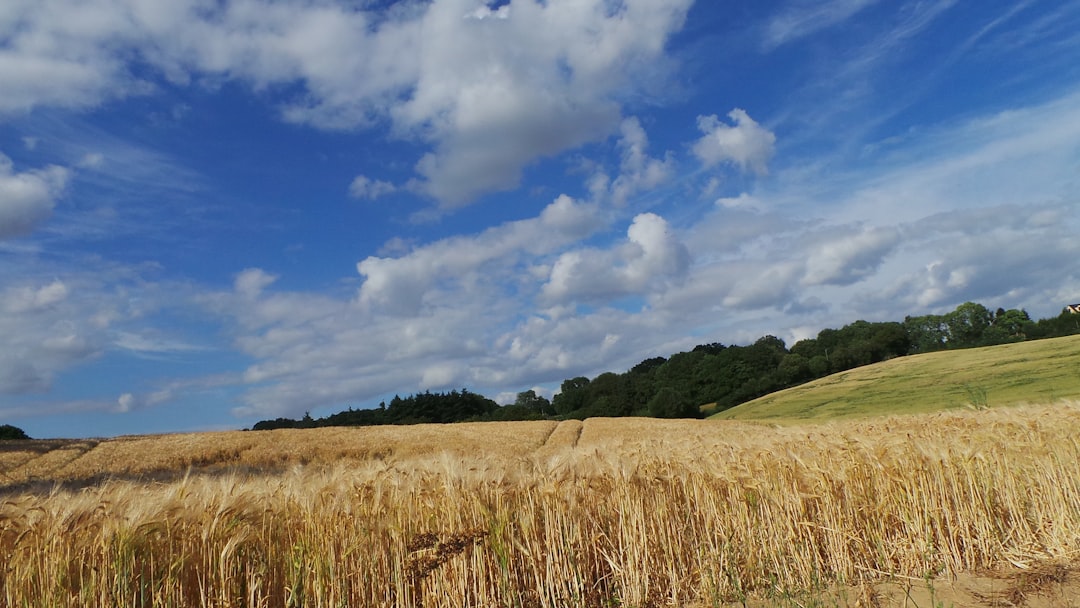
top-left (715, 333), bottom-right (1080, 422)
top-left (3, 401), bottom-right (1080, 606)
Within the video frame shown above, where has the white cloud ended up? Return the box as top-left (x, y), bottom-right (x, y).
top-left (393, 0), bottom-right (692, 204)
top-left (715, 192), bottom-right (763, 210)
top-left (721, 261), bottom-right (803, 310)
top-left (234, 268), bottom-right (278, 299)
top-left (114, 388), bottom-right (173, 413)
top-left (0, 0), bottom-right (694, 206)
top-left (420, 363), bottom-right (462, 390)
top-left (77, 152), bottom-right (105, 169)
top-left (0, 153), bottom-right (69, 238)
top-left (0, 278), bottom-right (105, 394)
top-left (542, 212), bottom-right (690, 303)
top-left (608, 117), bottom-right (675, 205)
top-left (116, 392), bottom-right (137, 413)
top-left (801, 226), bottom-right (901, 286)
top-left (863, 202), bottom-right (1080, 312)
top-left (2, 279), bottom-right (69, 314)
top-left (190, 201), bottom-right (690, 419)
top-left (763, 0), bottom-right (880, 50)
top-left (348, 175), bottom-right (396, 200)
top-left (112, 331), bottom-right (206, 355)
top-left (663, 84), bottom-right (1080, 324)
top-left (357, 194), bottom-right (603, 315)
top-left (692, 109), bottom-right (776, 176)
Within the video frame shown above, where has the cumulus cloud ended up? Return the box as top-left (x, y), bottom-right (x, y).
top-left (721, 261), bottom-right (803, 310)
top-left (608, 117), bottom-right (675, 205)
top-left (191, 201), bottom-right (690, 420)
top-left (205, 287), bottom-right (501, 417)
top-left (215, 271), bottom-right (691, 419)
top-left (864, 202), bottom-right (1080, 312)
top-left (234, 268), bottom-right (278, 299)
top-left (392, 0), bottom-right (692, 204)
top-left (0, 154), bottom-right (69, 238)
top-left (542, 213), bottom-right (690, 303)
top-left (115, 388), bottom-right (173, 413)
top-left (692, 109), bottom-right (776, 176)
top-left (348, 175), bottom-right (396, 200)
top-left (0, 261), bottom-right (231, 414)
top-left (801, 226), bottom-right (901, 286)
top-left (0, 0), bottom-right (694, 206)
top-left (0, 278), bottom-right (103, 394)
top-left (357, 195), bottom-right (603, 314)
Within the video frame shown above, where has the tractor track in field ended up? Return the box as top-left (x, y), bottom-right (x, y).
top-left (0, 440), bottom-right (101, 490)
top-left (534, 420), bottom-right (584, 458)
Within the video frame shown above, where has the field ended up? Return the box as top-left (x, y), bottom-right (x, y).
top-left (714, 334), bottom-right (1080, 422)
top-left (3, 403), bottom-right (1080, 606)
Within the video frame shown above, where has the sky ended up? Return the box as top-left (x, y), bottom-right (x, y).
top-left (2, 0), bottom-right (1080, 438)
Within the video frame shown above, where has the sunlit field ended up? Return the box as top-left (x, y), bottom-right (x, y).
top-left (3, 403), bottom-right (1080, 606)
top-left (716, 333), bottom-right (1080, 421)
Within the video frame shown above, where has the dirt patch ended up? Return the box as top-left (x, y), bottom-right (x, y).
top-left (715, 562), bottom-right (1080, 607)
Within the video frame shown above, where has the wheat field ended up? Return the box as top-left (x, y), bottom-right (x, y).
top-left (2, 404), bottom-right (1080, 607)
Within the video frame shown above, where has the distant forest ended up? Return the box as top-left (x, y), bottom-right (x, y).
top-left (253, 302), bottom-right (1080, 430)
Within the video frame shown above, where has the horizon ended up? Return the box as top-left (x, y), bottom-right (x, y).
top-left (2, 0), bottom-right (1079, 439)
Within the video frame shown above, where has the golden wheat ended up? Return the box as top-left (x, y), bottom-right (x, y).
top-left (2, 403), bottom-right (1079, 606)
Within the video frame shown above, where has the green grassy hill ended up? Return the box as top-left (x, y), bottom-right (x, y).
top-left (711, 333), bottom-right (1080, 422)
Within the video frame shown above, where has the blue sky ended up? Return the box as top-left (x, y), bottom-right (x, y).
top-left (2, 0), bottom-right (1079, 438)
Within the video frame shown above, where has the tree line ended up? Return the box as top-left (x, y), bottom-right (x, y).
top-left (253, 302), bottom-right (1080, 430)
top-left (251, 388), bottom-right (555, 431)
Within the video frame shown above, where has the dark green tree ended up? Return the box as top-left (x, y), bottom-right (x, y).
top-left (1028, 309), bottom-right (1080, 339)
top-left (904, 314), bottom-right (949, 353)
top-left (552, 377), bottom-right (590, 415)
top-left (945, 302), bottom-right (993, 347)
top-left (982, 308), bottom-right (1032, 344)
top-left (514, 389), bottom-right (554, 416)
top-left (625, 356), bottom-right (665, 414)
top-left (654, 350), bottom-right (708, 405)
top-left (586, 372), bottom-right (631, 416)
top-left (777, 353), bottom-right (812, 385)
top-left (0, 424), bottom-right (30, 440)
top-left (647, 387), bottom-right (698, 418)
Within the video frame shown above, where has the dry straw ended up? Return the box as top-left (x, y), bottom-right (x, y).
top-left (2, 403), bottom-right (1079, 606)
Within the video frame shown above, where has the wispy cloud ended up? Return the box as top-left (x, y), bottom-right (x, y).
top-left (762, 0), bottom-right (880, 50)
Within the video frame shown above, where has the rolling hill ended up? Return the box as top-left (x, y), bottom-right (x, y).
top-left (712, 333), bottom-right (1080, 422)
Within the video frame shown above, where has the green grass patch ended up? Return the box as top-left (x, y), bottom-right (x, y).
top-left (712, 334), bottom-right (1080, 422)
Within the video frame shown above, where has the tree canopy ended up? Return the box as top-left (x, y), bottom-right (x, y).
top-left (0, 424), bottom-right (30, 440)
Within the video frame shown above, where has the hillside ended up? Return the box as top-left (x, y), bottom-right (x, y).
top-left (713, 333), bottom-right (1080, 421)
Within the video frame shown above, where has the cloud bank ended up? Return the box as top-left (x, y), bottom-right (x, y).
top-left (1, 0), bottom-right (693, 206)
